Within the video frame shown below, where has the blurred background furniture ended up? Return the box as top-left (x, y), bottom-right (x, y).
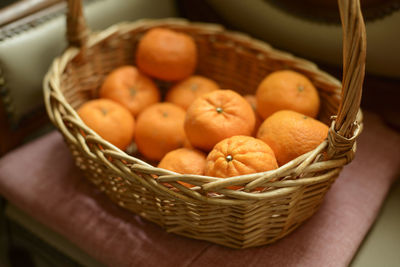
top-left (0, 0), bottom-right (399, 266)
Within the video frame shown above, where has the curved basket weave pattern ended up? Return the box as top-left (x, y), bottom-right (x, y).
top-left (43, 0), bottom-right (366, 248)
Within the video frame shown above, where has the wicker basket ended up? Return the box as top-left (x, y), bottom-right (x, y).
top-left (44, 0), bottom-right (366, 248)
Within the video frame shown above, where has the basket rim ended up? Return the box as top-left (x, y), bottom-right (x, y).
top-left (43, 18), bottom-right (363, 202)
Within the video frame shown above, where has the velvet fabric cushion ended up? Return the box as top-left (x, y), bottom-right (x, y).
top-left (0, 111), bottom-right (399, 267)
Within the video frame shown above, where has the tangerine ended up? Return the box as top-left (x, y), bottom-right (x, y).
top-left (166, 75), bottom-right (219, 110)
top-left (256, 70), bottom-right (320, 119)
top-left (77, 99), bottom-right (135, 150)
top-left (99, 65), bottom-right (160, 116)
top-left (184, 90), bottom-right (255, 151)
top-left (136, 28), bottom-right (197, 81)
top-left (135, 103), bottom-right (186, 161)
top-left (257, 110), bottom-right (329, 165)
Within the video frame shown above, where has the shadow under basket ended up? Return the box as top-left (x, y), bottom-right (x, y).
top-left (44, 0), bottom-right (366, 248)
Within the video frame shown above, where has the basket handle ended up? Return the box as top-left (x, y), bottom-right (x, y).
top-left (327, 0), bottom-right (366, 160)
top-left (66, 0), bottom-right (88, 47)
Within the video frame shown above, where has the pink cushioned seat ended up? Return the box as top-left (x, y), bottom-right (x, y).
top-left (0, 111), bottom-right (399, 267)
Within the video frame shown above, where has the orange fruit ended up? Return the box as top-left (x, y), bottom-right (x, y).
top-left (256, 70), bottom-right (320, 119)
top-left (244, 94), bottom-right (263, 136)
top-left (205, 135), bottom-right (278, 188)
top-left (135, 103), bottom-right (186, 161)
top-left (136, 28), bottom-right (197, 81)
top-left (99, 65), bottom-right (160, 116)
top-left (184, 90), bottom-right (256, 152)
top-left (257, 110), bottom-right (329, 166)
top-left (165, 75), bottom-right (219, 110)
top-left (158, 148), bottom-right (207, 188)
top-left (77, 99), bottom-right (135, 150)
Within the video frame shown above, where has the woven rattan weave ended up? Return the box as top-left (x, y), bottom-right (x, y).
top-left (43, 0), bottom-right (366, 248)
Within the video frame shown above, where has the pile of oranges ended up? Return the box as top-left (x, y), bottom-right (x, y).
top-left (78, 28), bottom-right (329, 189)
